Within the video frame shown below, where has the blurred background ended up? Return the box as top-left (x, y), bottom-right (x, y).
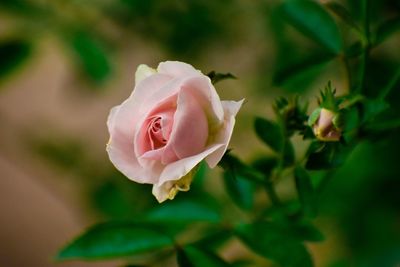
top-left (0, 0), bottom-right (399, 266)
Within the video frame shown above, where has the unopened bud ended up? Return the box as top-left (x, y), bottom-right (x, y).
top-left (308, 108), bottom-right (342, 142)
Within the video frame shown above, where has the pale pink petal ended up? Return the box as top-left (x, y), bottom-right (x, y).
top-left (161, 87), bottom-right (208, 164)
top-left (135, 64), bottom-right (156, 85)
top-left (151, 180), bottom-right (175, 203)
top-left (134, 94), bottom-right (177, 160)
top-left (107, 129), bottom-right (161, 184)
top-left (152, 144), bottom-right (224, 202)
top-left (161, 112), bottom-right (174, 140)
top-left (318, 108), bottom-right (335, 130)
top-left (157, 61), bottom-right (201, 78)
top-left (140, 147), bottom-right (163, 161)
top-left (109, 74), bottom-right (171, 139)
top-left (106, 105), bottom-right (120, 131)
top-left (205, 99), bottom-right (244, 168)
top-left (136, 77), bottom-right (184, 116)
top-left (107, 74), bottom-right (174, 184)
top-left (180, 76), bottom-right (224, 124)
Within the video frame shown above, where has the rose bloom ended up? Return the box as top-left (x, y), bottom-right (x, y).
top-left (106, 61), bottom-right (243, 202)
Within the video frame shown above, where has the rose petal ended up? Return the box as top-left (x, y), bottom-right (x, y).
top-left (318, 108), bottom-right (335, 130)
top-left (206, 99), bottom-right (244, 168)
top-left (152, 144), bottom-right (224, 202)
top-left (107, 74), bottom-right (174, 184)
top-left (134, 94), bottom-right (177, 161)
top-left (135, 64), bottom-right (157, 85)
top-left (109, 74), bottom-right (171, 139)
top-left (107, 129), bottom-right (161, 184)
top-left (106, 105), bottom-right (120, 132)
top-left (151, 170), bottom-right (194, 203)
top-left (157, 61), bottom-right (201, 78)
top-left (180, 76), bottom-right (225, 126)
top-left (161, 87), bottom-right (208, 163)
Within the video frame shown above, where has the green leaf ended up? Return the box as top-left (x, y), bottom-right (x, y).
top-left (282, 0), bottom-right (342, 54)
top-left (305, 143), bottom-right (349, 170)
top-left (207, 71), bottom-right (236, 84)
top-left (374, 16), bottom-right (400, 46)
top-left (283, 140), bottom-right (295, 167)
top-left (254, 117), bottom-right (284, 152)
top-left (324, 2), bottom-right (362, 33)
top-left (345, 41), bottom-right (364, 58)
top-left (30, 136), bottom-right (85, 173)
top-left (235, 222), bottom-right (314, 267)
top-left (219, 152), bottom-right (264, 184)
top-left (193, 229), bottom-right (233, 250)
top-left (144, 200), bottom-right (220, 224)
top-left (366, 119), bottom-right (400, 132)
top-left (177, 246), bottom-right (230, 267)
top-left (57, 222), bottom-right (172, 260)
top-left (289, 222), bottom-right (324, 242)
top-left (252, 157), bottom-right (278, 178)
top-left (294, 166), bottom-right (316, 217)
top-left (273, 52), bottom-right (335, 87)
top-left (263, 201), bottom-right (302, 221)
top-left (91, 180), bottom-right (134, 219)
top-left (0, 39), bottom-right (31, 79)
top-left (261, 205), bottom-right (324, 242)
top-left (70, 32), bottom-right (111, 83)
top-left (360, 98), bottom-right (389, 123)
top-left (223, 169), bottom-right (255, 210)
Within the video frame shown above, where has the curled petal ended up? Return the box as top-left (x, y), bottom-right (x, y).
top-left (206, 99), bottom-right (244, 168)
top-left (107, 129), bottom-right (160, 184)
top-left (135, 64), bottom-right (157, 85)
top-left (180, 76), bottom-right (225, 125)
top-left (152, 144), bottom-right (223, 202)
top-left (157, 61), bottom-right (201, 78)
top-left (162, 86), bottom-right (208, 163)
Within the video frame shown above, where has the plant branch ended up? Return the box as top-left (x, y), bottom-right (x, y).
top-left (378, 67), bottom-right (400, 100)
top-left (264, 180), bottom-right (282, 206)
top-left (355, 0), bottom-right (371, 94)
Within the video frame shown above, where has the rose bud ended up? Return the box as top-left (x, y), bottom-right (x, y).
top-left (308, 108), bottom-right (342, 142)
top-left (106, 61), bottom-right (243, 202)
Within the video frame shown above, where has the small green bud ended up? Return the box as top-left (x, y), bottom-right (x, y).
top-left (309, 108), bottom-right (342, 142)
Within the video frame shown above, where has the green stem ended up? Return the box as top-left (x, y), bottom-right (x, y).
top-left (362, 0), bottom-right (371, 44)
top-left (342, 56), bottom-right (352, 92)
top-left (357, 50), bottom-right (368, 94)
top-left (356, 0), bottom-right (371, 94)
top-left (264, 180), bottom-right (281, 206)
top-left (378, 67), bottom-right (400, 100)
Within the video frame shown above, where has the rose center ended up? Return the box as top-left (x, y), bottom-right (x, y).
top-left (148, 116), bottom-right (168, 150)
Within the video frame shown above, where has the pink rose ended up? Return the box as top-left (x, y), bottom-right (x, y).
top-left (106, 61), bottom-right (243, 202)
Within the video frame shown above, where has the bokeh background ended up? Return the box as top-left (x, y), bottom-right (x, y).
top-left (0, 0), bottom-right (399, 266)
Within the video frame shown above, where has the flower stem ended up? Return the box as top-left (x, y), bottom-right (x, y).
top-left (378, 67), bottom-right (400, 100)
top-left (342, 56), bottom-right (352, 92)
top-left (355, 0), bottom-right (371, 95)
top-left (264, 180), bottom-right (281, 206)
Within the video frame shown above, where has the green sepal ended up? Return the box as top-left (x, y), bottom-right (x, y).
top-left (318, 81), bottom-right (339, 111)
top-left (332, 113), bottom-right (344, 129)
top-left (307, 108), bottom-right (322, 127)
top-left (207, 71), bottom-right (236, 84)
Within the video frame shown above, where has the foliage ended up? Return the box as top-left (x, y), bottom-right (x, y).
top-left (2, 0), bottom-right (398, 266)
top-left (55, 0), bottom-right (400, 265)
